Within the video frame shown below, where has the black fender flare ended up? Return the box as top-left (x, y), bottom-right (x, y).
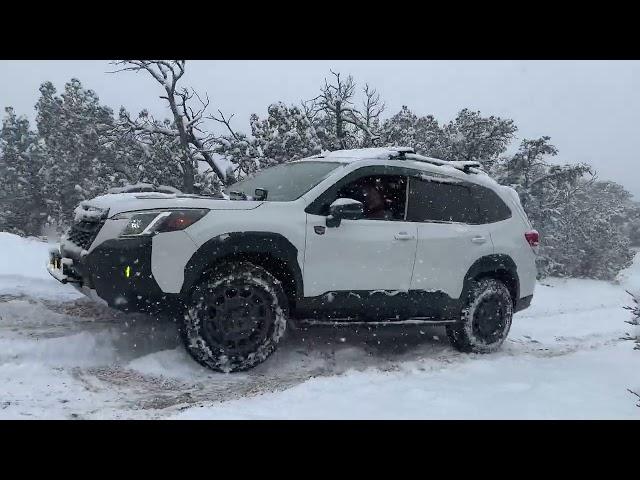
top-left (461, 254), bottom-right (520, 303)
top-left (181, 232), bottom-right (303, 300)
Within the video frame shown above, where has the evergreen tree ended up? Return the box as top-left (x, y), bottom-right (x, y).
top-left (380, 105), bottom-right (442, 155)
top-left (440, 109), bottom-right (517, 165)
top-left (493, 137), bottom-right (634, 280)
top-left (0, 107), bottom-right (47, 235)
top-left (250, 102), bottom-right (322, 167)
top-left (35, 79), bottom-right (115, 228)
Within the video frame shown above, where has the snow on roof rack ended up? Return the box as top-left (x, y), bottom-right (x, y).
top-left (306, 147), bottom-right (481, 173)
top-left (387, 146), bottom-right (416, 154)
top-left (400, 153), bottom-right (482, 174)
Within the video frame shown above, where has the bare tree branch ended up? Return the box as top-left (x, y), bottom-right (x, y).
top-left (109, 60), bottom-right (228, 189)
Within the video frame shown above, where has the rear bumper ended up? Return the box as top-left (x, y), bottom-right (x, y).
top-left (514, 294), bottom-right (533, 313)
top-left (47, 237), bottom-right (183, 314)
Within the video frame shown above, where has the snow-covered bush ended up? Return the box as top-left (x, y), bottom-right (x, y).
top-left (625, 293), bottom-right (640, 407)
top-left (626, 292), bottom-right (640, 349)
top-left (492, 137), bottom-right (635, 280)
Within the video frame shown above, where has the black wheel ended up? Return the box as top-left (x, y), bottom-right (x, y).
top-left (446, 278), bottom-right (513, 353)
top-left (181, 261), bottom-right (288, 372)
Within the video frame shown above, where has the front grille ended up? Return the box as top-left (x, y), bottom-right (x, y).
top-left (65, 204), bottom-right (109, 252)
top-left (67, 220), bottom-right (105, 250)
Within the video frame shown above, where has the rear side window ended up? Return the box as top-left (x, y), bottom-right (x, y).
top-left (407, 177), bottom-right (476, 223)
top-left (407, 177), bottom-right (511, 224)
top-left (471, 185), bottom-right (512, 223)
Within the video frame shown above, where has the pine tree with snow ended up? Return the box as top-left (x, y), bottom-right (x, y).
top-left (380, 105), bottom-right (443, 155)
top-left (35, 79), bottom-right (116, 228)
top-left (0, 107), bottom-right (47, 236)
top-left (250, 102), bottom-right (322, 167)
top-left (493, 136), bottom-right (634, 280)
top-left (440, 109), bottom-right (517, 165)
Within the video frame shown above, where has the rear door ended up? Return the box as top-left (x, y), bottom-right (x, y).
top-left (407, 174), bottom-right (494, 300)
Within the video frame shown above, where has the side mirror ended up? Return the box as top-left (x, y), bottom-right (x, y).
top-left (254, 188), bottom-right (268, 201)
top-left (326, 198), bottom-right (364, 228)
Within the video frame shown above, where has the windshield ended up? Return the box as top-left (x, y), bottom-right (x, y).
top-left (225, 161), bottom-right (344, 201)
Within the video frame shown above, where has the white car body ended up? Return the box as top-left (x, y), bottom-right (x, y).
top-left (48, 147), bottom-right (537, 322)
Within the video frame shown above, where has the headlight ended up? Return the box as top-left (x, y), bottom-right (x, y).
top-left (112, 209), bottom-right (209, 236)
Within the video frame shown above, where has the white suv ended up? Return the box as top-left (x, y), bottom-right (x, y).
top-left (47, 147), bottom-right (538, 372)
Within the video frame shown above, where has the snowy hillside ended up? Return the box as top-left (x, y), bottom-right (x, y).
top-left (0, 232), bottom-right (638, 419)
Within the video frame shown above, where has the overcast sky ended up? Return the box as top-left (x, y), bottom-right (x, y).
top-left (1, 60), bottom-right (639, 198)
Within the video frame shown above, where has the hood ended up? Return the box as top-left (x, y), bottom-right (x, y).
top-left (81, 192), bottom-right (263, 218)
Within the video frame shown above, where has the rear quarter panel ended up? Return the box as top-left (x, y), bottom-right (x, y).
top-left (489, 214), bottom-right (537, 299)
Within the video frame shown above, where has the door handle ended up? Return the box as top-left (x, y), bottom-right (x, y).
top-left (394, 232), bottom-right (415, 241)
top-left (471, 236), bottom-right (487, 244)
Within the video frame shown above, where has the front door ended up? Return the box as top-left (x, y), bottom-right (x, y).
top-left (303, 172), bottom-right (417, 298)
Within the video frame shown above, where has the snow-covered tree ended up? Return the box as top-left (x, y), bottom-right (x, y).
top-left (0, 107), bottom-right (47, 235)
top-left (250, 102), bottom-right (322, 167)
top-left (380, 105), bottom-right (442, 155)
top-left (381, 106), bottom-right (515, 166)
top-left (35, 79), bottom-right (115, 228)
top-left (440, 109), bottom-right (517, 165)
top-left (305, 71), bottom-right (384, 150)
top-left (625, 293), bottom-right (640, 406)
top-left (209, 110), bottom-right (260, 181)
top-left (110, 60), bottom-right (227, 191)
top-left (493, 136), bottom-right (634, 280)
top-left (554, 180), bottom-right (634, 279)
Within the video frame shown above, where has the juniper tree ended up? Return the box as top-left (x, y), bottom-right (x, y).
top-left (250, 102), bottom-right (322, 167)
top-left (440, 109), bottom-right (517, 166)
top-left (380, 105), bottom-right (442, 155)
top-left (0, 107), bottom-right (47, 235)
top-left (494, 137), bottom-right (634, 279)
top-left (35, 79), bottom-right (116, 228)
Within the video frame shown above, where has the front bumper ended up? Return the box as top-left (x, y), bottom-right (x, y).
top-left (47, 237), bottom-right (183, 314)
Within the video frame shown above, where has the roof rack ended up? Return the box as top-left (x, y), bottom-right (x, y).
top-left (307, 147), bottom-right (482, 174)
top-left (391, 150), bottom-right (481, 174)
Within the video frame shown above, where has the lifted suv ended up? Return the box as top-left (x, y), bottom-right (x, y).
top-left (47, 147), bottom-right (538, 372)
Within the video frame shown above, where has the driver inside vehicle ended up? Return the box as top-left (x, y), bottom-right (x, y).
top-left (361, 183), bottom-right (392, 220)
top-left (335, 175), bottom-right (407, 221)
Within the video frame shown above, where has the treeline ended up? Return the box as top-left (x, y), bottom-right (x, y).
top-left (1, 61), bottom-right (639, 280)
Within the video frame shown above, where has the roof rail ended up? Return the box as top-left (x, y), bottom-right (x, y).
top-left (388, 146), bottom-right (416, 155)
top-left (396, 152), bottom-right (482, 174)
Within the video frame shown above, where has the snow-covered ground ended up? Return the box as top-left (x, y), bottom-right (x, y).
top-left (0, 231), bottom-right (638, 419)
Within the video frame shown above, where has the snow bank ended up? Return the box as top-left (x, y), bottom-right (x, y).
top-left (0, 232), bottom-right (52, 280)
top-left (0, 233), bottom-right (81, 301)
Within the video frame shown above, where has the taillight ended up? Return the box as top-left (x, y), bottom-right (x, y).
top-left (525, 230), bottom-right (539, 248)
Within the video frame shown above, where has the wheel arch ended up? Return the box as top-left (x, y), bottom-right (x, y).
top-left (462, 254), bottom-right (520, 306)
top-left (181, 232), bottom-right (303, 308)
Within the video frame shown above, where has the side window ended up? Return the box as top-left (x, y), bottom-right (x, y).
top-left (471, 185), bottom-right (512, 223)
top-left (327, 174), bottom-right (407, 221)
top-left (407, 177), bottom-right (476, 223)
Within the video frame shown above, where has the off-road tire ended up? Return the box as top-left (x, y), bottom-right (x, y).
top-left (181, 261), bottom-right (288, 372)
top-left (446, 278), bottom-right (513, 353)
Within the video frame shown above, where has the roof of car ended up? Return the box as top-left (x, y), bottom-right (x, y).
top-left (301, 147), bottom-right (481, 173)
top-left (297, 147), bottom-right (505, 192)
